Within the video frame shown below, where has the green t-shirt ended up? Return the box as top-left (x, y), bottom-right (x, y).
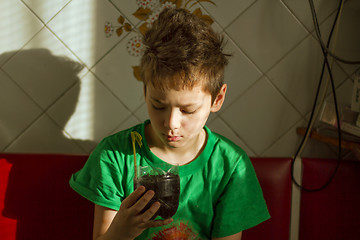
top-left (69, 120), bottom-right (270, 239)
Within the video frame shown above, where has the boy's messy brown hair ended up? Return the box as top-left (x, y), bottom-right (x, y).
top-left (140, 7), bottom-right (230, 101)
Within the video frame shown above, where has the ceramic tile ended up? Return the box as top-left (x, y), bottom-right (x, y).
top-left (2, 46), bottom-right (82, 110)
top-left (94, 31), bottom-right (145, 111)
top-left (226, 0), bottom-right (308, 73)
top-left (200, 0), bottom-right (256, 28)
top-left (133, 103), bottom-right (149, 123)
top-left (111, 0), bottom-right (182, 28)
top-left (315, 3), bottom-right (360, 77)
top-left (282, 0), bottom-right (339, 31)
top-left (209, 19), bottom-right (224, 36)
top-left (347, 0), bottom-right (360, 11)
top-left (262, 115), bottom-right (338, 158)
top-left (46, 82), bottom-right (83, 136)
top-left (325, 77), bottom-right (354, 107)
top-left (0, 0), bottom-right (44, 66)
top-left (47, 0), bottom-right (126, 68)
top-left (111, 115), bottom-right (142, 135)
top-left (112, 0), bottom-right (222, 31)
top-left (43, 78), bottom-right (96, 153)
top-left (44, 76), bottom-right (98, 153)
top-left (268, 35), bottom-right (348, 116)
top-left (207, 116), bottom-right (255, 156)
top-left (4, 113), bottom-right (86, 154)
top-left (87, 70), bottom-right (134, 141)
top-left (47, 71), bottom-right (132, 152)
top-left (1, 0), bottom-right (358, 158)
top-left (0, 70), bottom-right (43, 151)
top-left (192, 4), bottom-right (223, 33)
top-left (24, 27), bottom-right (88, 76)
top-left (261, 119), bottom-right (304, 157)
top-left (110, 0), bottom-right (145, 26)
top-left (22, 0), bottom-right (71, 23)
top-left (220, 76), bottom-right (302, 154)
top-left (207, 112), bottom-right (218, 125)
top-left (312, 11), bottom-right (338, 49)
top-left (222, 33), bottom-right (262, 110)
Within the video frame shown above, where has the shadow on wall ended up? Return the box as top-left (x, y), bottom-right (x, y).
top-left (1, 48), bottom-right (95, 153)
top-left (0, 49), bottom-right (95, 239)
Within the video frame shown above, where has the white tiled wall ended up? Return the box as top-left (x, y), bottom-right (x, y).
top-left (1, 0), bottom-right (359, 157)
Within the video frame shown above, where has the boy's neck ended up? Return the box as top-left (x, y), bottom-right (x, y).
top-left (145, 124), bottom-right (207, 166)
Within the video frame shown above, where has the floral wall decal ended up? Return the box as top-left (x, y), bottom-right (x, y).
top-left (105, 0), bottom-right (216, 81)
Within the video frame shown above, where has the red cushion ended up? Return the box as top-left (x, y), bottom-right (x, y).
top-left (0, 154), bottom-right (292, 240)
top-left (299, 158), bottom-right (360, 240)
top-left (243, 158), bottom-right (292, 240)
top-left (0, 153), bottom-right (93, 240)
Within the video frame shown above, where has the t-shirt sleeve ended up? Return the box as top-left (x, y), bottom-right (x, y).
top-left (211, 154), bottom-right (270, 238)
top-left (69, 139), bottom-right (125, 210)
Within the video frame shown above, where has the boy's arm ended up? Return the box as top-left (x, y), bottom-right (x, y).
top-left (212, 232), bottom-right (242, 240)
top-left (93, 204), bottom-right (117, 240)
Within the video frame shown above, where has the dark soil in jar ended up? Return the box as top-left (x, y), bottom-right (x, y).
top-left (135, 173), bottom-right (180, 219)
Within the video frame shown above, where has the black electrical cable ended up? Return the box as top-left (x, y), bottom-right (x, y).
top-left (291, 0), bottom-right (343, 192)
top-left (311, 1), bottom-right (360, 65)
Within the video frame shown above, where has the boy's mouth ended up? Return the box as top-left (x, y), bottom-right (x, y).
top-left (166, 135), bottom-right (181, 142)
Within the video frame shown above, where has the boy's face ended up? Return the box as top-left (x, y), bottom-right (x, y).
top-left (145, 82), bottom-right (226, 150)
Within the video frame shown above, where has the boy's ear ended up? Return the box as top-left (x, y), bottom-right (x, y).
top-left (210, 84), bottom-right (227, 113)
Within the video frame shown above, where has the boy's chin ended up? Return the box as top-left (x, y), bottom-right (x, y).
top-left (160, 138), bottom-right (186, 149)
top-left (163, 140), bottom-right (182, 148)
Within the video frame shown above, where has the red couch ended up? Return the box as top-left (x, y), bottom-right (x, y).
top-left (299, 158), bottom-right (360, 240)
top-left (0, 154), bottom-right (93, 240)
top-left (0, 154), bottom-right (292, 240)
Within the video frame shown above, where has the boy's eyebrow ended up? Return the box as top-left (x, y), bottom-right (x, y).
top-left (181, 103), bottom-right (200, 107)
top-left (150, 96), bottom-right (200, 107)
top-left (150, 97), bottom-right (164, 103)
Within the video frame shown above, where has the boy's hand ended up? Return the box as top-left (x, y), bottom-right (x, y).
top-left (107, 186), bottom-right (173, 240)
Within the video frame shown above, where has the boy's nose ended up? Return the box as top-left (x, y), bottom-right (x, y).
top-left (165, 109), bottom-right (181, 130)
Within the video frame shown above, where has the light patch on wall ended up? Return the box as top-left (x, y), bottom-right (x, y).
top-left (0, 1), bottom-right (43, 64)
top-left (22, 0), bottom-right (71, 23)
top-left (45, 0), bottom-right (99, 141)
top-left (47, 0), bottom-right (97, 68)
top-left (64, 72), bottom-right (94, 141)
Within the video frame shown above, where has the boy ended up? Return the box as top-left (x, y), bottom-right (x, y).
top-left (70, 8), bottom-right (270, 240)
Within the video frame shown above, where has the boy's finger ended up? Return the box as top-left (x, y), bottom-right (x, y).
top-left (146, 218), bottom-right (173, 228)
top-left (130, 190), bottom-right (156, 215)
top-left (139, 201), bottom-right (161, 223)
top-left (121, 186), bottom-right (146, 208)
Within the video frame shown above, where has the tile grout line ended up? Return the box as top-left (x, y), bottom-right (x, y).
top-left (2, 76), bottom-right (80, 152)
top-left (222, 0), bottom-right (259, 31)
top-left (216, 115), bottom-right (259, 156)
top-left (259, 117), bottom-right (305, 157)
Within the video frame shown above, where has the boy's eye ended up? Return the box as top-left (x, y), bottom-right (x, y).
top-left (152, 104), bottom-right (164, 110)
top-left (181, 109), bottom-right (196, 114)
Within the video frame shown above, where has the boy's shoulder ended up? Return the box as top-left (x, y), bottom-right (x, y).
top-left (98, 121), bottom-right (146, 151)
top-left (209, 129), bottom-right (244, 151)
top-left (205, 127), bottom-right (252, 177)
top-left (206, 126), bottom-right (248, 160)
